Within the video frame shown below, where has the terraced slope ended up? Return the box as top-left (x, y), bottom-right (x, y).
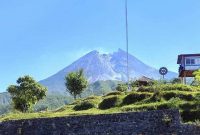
top-left (1, 84), bottom-right (200, 123)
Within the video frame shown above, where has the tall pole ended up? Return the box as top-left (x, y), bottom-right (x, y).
top-left (125, 0), bottom-right (130, 90)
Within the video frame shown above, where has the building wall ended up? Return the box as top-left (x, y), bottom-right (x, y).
top-left (184, 56), bottom-right (200, 70)
top-left (0, 109), bottom-right (200, 135)
top-left (185, 65), bottom-right (200, 70)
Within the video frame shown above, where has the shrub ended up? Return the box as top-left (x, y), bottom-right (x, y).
top-left (73, 96), bottom-right (100, 111)
top-left (131, 80), bottom-right (140, 87)
top-left (170, 78), bottom-right (181, 84)
top-left (148, 90), bottom-right (162, 102)
top-left (179, 94), bottom-right (194, 101)
top-left (137, 86), bottom-right (155, 92)
top-left (73, 101), bottom-right (96, 111)
top-left (122, 92), bottom-right (152, 105)
top-left (162, 92), bottom-right (177, 100)
top-left (116, 84), bottom-right (127, 92)
top-left (162, 91), bottom-right (194, 101)
top-left (99, 96), bottom-right (121, 110)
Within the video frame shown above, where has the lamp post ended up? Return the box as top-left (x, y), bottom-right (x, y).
top-left (125, 0), bottom-right (130, 90)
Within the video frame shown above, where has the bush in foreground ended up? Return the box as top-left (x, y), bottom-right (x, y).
top-left (73, 96), bottom-right (100, 111)
top-left (73, 101), bottom-right (96, 111)
top-left (99, 96), bottom-right (121, 110)
top-left (122, 92), bottom-right (152, 105)
top-left (162, 91), bottom-right (194, 101)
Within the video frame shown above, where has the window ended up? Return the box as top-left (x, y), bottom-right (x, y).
top-left (186, 59), bottom-right (190, 65)
top-left (196, 58), bottom-right (200, 65)
top-left (191, 59), bottom-right (195, 65)
top-left (185, 58), bottom-right (195, 65)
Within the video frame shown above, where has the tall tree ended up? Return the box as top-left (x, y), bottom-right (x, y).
top-left (7, 75), bottom-right (47, 112)
top-left (65, 69), bottom-right (88, 99)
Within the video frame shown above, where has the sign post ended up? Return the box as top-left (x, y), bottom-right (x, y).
top-left (159, 67), bottom-right (168, 79)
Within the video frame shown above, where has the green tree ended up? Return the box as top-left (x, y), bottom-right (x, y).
top-left (130, 80), bottom-right (140, 87)
top-left (192, 70), bottom-right (200, 86)
top-left (194, 70), bottom-right (200, 83)
top-left (116, 83), bottom-right (128, 92)
top-left (65, 69), bottom-right (88, 99)
top-left (7, 75), bottom-right (47, 112)
top-left (170, 78), bottom-right (181, 84)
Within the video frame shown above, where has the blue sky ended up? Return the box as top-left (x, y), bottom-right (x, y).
top-left (0, 0), bottom-right (200, 92)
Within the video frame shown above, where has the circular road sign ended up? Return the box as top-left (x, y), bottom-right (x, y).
top-left (159, 67), bottom-right (168, 76)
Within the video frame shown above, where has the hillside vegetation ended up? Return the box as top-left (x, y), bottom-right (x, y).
top-left (0, 94), bottom-right (73, 115)
top-left (0, 80), bottom-right (119, 115)
top-left (1, 83), bottom-right (200, 123)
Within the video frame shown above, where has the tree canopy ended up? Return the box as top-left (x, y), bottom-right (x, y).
top-left (194, 69), bottom-right (200, 82)
top-left (65, 69), bottom-right (88, 99)
top-left (7, 75), bottom-right (47, 112)
top-left (193, 70), bottom-right (200, 86)
top-left (116, 83), bottom-right (127, 92)
top-left (170, 78), bottom-right (181, 84)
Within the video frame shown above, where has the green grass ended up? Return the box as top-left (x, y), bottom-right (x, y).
top-left (0, 106), bottom-right (122, 122)
top-left (1, 84), bottom-right (200, 123)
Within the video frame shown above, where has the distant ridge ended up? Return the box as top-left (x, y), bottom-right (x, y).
top-left (39, 49), bottom-right (177, 93)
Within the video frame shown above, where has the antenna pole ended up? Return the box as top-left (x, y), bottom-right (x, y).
top-left (125, 0), bottom-right (130, 90)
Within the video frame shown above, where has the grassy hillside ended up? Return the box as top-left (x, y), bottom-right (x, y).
top-left (0, 94), bottom-right (73, 115)
top-left (1, 83), bottom-right (200, 123)
top-left (0, 80), bottom-right (119, 115)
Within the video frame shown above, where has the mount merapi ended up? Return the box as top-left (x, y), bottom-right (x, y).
top-left (39, 49), bottom-right (177, 93)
